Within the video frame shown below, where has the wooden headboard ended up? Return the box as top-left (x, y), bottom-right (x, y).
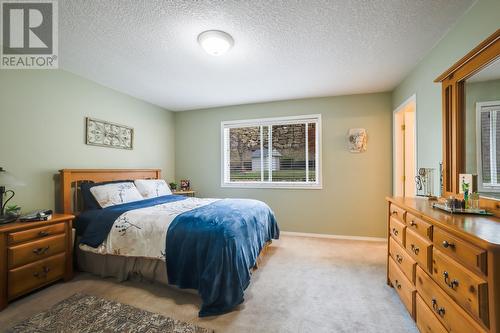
top-left (59, 169), bottom-right (161, 215)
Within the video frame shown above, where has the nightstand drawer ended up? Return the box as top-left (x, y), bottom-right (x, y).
top-left (431, 249), bottom-right (488, 326)
top-left (406, 212), bottom-right (432, 240)
top-left (8, 223), bottom-right (65, 245)
top-left (8, 234), bottom-right (66, 269)
top-left (405, 228), bottom-right (432, 272)
top-left (7, 253), bottom-right (66, 300)
top-left (389, 216), bottom-right (406, 246)
top-left (433, 227), bottom-right (487, 275)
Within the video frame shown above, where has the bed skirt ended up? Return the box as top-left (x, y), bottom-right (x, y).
top-left (77, 245), bottom-right (170, 286)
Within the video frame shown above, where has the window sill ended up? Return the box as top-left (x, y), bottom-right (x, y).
top-left (221, 182), bottom-right (323, 189)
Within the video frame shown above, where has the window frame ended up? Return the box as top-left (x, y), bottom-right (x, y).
top-left (476, 101), bottom-right (500, 193)
top-left (220, 114), bottom-right (322, 189)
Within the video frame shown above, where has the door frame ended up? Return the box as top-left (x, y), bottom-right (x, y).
top-left (393, 94), bottom-right (417, 196)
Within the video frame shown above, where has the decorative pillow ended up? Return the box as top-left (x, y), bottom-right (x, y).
top-left (134, 179), bottom-right (172, 198)
top-left (80, 180), bottom-right (133, 210)
top-left (90, 182), bottom-right (144, 208)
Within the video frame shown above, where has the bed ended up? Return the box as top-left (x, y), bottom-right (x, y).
top-left (59, 169), bottom-right (279, 317)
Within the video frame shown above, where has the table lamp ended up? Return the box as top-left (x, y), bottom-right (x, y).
top-left (0, 167), bottom-right (25, 224)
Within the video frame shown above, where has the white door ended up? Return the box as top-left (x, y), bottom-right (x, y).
top-left (394, 96), bottom-right (416, 197)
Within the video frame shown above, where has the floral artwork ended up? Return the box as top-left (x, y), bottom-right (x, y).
top-left (347, 128), bottom-right (367, 153)
top-left (86, 117), bottom-right (133, 149)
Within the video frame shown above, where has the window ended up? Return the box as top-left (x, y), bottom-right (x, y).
top-left (477, 101), bottom-right (500, 193)
top-left (221, 114), bottom-right (321, 188)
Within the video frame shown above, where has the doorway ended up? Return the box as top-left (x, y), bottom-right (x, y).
top-left (393, 95), bottom-right (416, 197)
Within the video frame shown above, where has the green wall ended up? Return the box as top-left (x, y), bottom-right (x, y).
top-left (392, 0), bottom-right (500, 194)
top-left (0, 70), bottom-right (175, 212)
top-left (175, 93), bottom-right (392, 238)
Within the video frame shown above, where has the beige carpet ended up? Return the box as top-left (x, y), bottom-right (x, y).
top-left (0, 235), bottom-right (418, 333)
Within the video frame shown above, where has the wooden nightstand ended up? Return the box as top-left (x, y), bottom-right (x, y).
top-left (172, 190), bottom-right (196, 197)
top-left (0, 214), bottom-right (74, 310)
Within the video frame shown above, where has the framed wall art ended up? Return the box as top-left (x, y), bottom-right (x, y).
top-left (85, 117), bottom-right (134, 150)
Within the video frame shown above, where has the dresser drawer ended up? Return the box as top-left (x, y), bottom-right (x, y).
top-left (406, 212), bottom-right (432, 240)
top-left (388, 256), bottom-right (415, 317)
top-left (415, 294), bottom-right (447, 333)
top-left (8, 234), bottom-right (66, 269)
top-left (431, 249), bottom-right (489, 326)
top-left (389, 237), bottom-right (416, 283)
top-left (405, 228), bottom-right (432, 272)
top-left (416, 266), bottom-right (486, 333)
top-left (389, 216), bottom-right (406, 246)
top-left (433, 227), bottom-right (487, 275)
top-left (389, 203), bottom-right (406, 223)
top-left (8, 223), bottom-right (65, 245)
top-left (7, 253), bottom-right (65, 300)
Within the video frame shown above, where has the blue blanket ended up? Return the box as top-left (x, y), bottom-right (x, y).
top-left (76, 196), bottom-right (279, 317)
top-left (167, 198), bottom-right (279, 316)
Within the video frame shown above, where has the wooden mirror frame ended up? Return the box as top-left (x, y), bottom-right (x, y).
top-left (435, 29), bottom-right (500, 215)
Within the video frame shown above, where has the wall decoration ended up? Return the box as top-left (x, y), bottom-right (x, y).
top-left (347, 128), bottom-right (367, 153)
top-left (86, 117), bottom-right (133, 150)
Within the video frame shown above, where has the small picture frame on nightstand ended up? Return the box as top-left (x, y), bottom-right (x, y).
top-left (180, 179), bottom-right (190, 191)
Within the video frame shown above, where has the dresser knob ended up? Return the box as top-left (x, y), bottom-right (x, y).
top-left (442, 240), bottom-right (455, 249)
top-left (394, 280), bottom-right (401, 289)
top-left (409, 220), bottom-right (416, 227)
top-left (431, 298), bottom-right (438, 310)
top-left (33, 266), bottom-right (50, 278)
top-left (410, 244), bottom-right (420, 255)
top-left (443, 271), bottom-right (459, 289)
top-left (38, 231), bottom-right (49, 237)
top-left (33, 246), bottom-right (50, 255)
top-left (396, 254), bottom-right (403, 264)
top-left (431, 298), bottom-right (446, 317)
top-left (392, 228), bottom-right (398, 236)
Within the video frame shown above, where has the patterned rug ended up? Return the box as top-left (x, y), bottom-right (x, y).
top-left (8, 293), bottom-right (213, 333)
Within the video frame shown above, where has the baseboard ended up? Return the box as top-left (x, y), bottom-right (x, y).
top-left (280, 231), bottom-right (387, 242)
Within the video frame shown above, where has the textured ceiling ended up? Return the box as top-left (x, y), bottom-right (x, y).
top-left (60, 0), bottom-right (475, 111)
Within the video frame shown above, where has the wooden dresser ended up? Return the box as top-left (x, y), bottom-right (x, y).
top-left (0, 214), bottom-right (74, 310)
top-left (386, 197), bottom-right (500, 333)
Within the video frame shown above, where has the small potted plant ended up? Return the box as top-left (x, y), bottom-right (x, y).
top-left (5, 204), bottom-right (21, 218)
top-left (169, 182), bottom-right (178, 191)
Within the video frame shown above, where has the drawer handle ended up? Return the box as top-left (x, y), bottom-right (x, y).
top-left (33, 266), bottom-right (50, 279)
top-left (33, 246), bottom-right (50, 255)
top-left (410, 244), bottom-right (420, 255)
top-left (442, 240), bottom-right (455, 249)
top-left (392, 228), bottom-right (398, 236)
top-left (409, 220), bottom-right (416, 227)
top-left (431, 298), bottom-right (446, 317)
top-left (394, 279), bottom-right (401, 289)
top-left (395, 254), bottom-right (403, 264)
top-left (38, 231), bottom-right (50, 237)
top-left (443, 271), bottom-right (459, 289)
top-left (392, 210), bottom-right (398, 215)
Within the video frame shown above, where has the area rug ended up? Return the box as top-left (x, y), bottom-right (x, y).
top-left (7, 293), bottom-right (213, 333)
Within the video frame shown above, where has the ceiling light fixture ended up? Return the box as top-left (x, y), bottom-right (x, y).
top-left (198, 30), bottom-right (234, 56)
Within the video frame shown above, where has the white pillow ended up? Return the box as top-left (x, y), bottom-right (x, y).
top-left (134, 179), bottom-right (172, 198)
top-left (90, 182), bottom-right (144, 208)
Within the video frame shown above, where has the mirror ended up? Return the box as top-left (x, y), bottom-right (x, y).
top-left (465, 57), bottom-right (500, 199)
